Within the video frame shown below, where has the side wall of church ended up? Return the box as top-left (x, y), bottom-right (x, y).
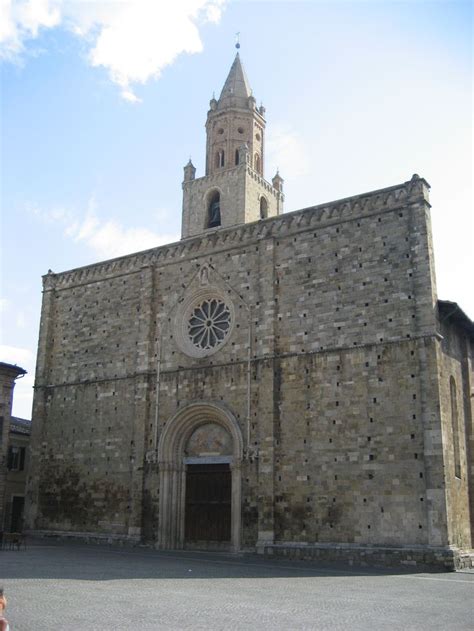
top-left (437, 319), bottom-right (474, 549)
top-left (26, 176), bottom-right (459, 550)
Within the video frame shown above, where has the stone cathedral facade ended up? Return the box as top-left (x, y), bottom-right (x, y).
top-left (25, 54), bottom-right (473, 568)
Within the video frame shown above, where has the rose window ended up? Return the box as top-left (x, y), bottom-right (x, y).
top-left (188, 299), bottom-right (231, 350)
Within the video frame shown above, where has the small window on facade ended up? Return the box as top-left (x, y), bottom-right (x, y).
top-left (215, 150), bottom-right (225, 169)
top-left (260, 197), bottom-right (268, 219)
top-left (7, 446), bottom-right (26, 471)
top-left (207, 191), bottom-right (221, 228)
top-left (235, 149), bottom-right (239, 165)
top-left (254, 153), bottom-right (261, 174)
top-left (450, 376), bottom-right (461, 478)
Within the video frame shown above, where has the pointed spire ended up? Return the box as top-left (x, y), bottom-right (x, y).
top-left (218, 53), bottom-right (252, 108)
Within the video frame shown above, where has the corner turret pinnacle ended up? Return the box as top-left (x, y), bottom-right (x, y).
top-left (183, 158), bottom-right (196, 182)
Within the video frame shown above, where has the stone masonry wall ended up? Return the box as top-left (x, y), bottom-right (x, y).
top-left (182, 165), bottom-right (245, 238)
top-left (182, 164), bottom-right (280, 238)
top-left (243, 167), bottom-right (281, 223)
top-left (26, 175), bottom-right (456, 552)
top-left (437, 318), bottom-right (474, 549)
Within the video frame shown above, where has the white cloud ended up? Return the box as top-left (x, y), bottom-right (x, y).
top-left (121, 88), bottom-right (142, 104)
top-left (16, 311), bottom-right (27, 329)
top-left (0, 0), bottom-right (60, 60)
top-left (10, 373), bottom-right (35, 419)
top-left (0, 345), bottom-right (35, 417)
top-left (66, 205), bottom-right (179, 259)
top-left (28, 201), bottom-right (74, 224)
top-left (153, 206), bottom-right (173, 223)
top-left (266, 124), bottom-right (310, 181)
top-left (1, 0), bottom-right (225, 100)
top-left (0, 298), bottom-right (10, 313)
top-left (0, 344), bottom-right (33, 365)
top-left (30, 196), bottom-right (179, 259)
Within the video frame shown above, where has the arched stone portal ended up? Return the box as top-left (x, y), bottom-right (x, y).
top-left (157, 403), bottom-right (243, 551)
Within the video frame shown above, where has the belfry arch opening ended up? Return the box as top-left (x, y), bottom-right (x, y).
top-left (206, 190), bottom-right (221, 229)
top-left (254, 153), bottom-right (261, 174)
top-left (215, 149), bottom-right (225, 169)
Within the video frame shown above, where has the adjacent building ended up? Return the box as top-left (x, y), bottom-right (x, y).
top-left (0, 361), bottom-right (30, 532)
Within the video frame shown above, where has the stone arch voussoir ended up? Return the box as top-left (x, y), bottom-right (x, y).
top-left (158, 402), bottom-right (243, 464)
top-left (157, 402), bottom-right (243, 551)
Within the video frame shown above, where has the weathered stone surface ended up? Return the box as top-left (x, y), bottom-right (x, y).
top-left (24, 56), bottom-right (473, 569)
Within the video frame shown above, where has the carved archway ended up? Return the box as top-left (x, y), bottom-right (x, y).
top-left (157, 402), bottom-right (243, 551)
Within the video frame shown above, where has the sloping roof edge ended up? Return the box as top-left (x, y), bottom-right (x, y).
top-left (10, 416), bottom-right (32, 435)
top-left (0, 362), bottom-right (27, 377)
top-left (438, 300), bottom-right (474, 338)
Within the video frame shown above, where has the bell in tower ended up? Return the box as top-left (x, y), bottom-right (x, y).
top-left (207, 191), bottom-right (221, 228)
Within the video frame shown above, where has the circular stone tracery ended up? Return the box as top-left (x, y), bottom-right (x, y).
top-left (188, 298), bottom-right (231, 350)
top-left (174, 287), bottom-right (235, 358)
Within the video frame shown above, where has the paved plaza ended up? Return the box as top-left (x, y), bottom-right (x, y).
top-left (0, 540), bottom-right (473, 630)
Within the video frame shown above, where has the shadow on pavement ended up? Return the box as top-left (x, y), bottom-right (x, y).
top-left (0, 538), bottom-right (457, 582)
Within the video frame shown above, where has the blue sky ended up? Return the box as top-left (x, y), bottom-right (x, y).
top-left (1, 0), bottom-right (472, 418)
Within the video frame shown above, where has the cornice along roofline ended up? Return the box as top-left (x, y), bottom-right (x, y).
top-left (43, 176), bottom-right (430, 290)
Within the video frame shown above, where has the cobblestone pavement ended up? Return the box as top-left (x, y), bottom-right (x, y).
top-left (0, 540), bottom-right (473, 630)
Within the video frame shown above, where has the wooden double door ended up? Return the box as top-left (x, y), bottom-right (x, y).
top-left (185, 463), bottom-right (231, 544)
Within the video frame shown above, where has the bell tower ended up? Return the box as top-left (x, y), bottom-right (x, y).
top-left (205, 53), bottom-right (265, 177)
top-left (181, 49), bottom-right (284, 240)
